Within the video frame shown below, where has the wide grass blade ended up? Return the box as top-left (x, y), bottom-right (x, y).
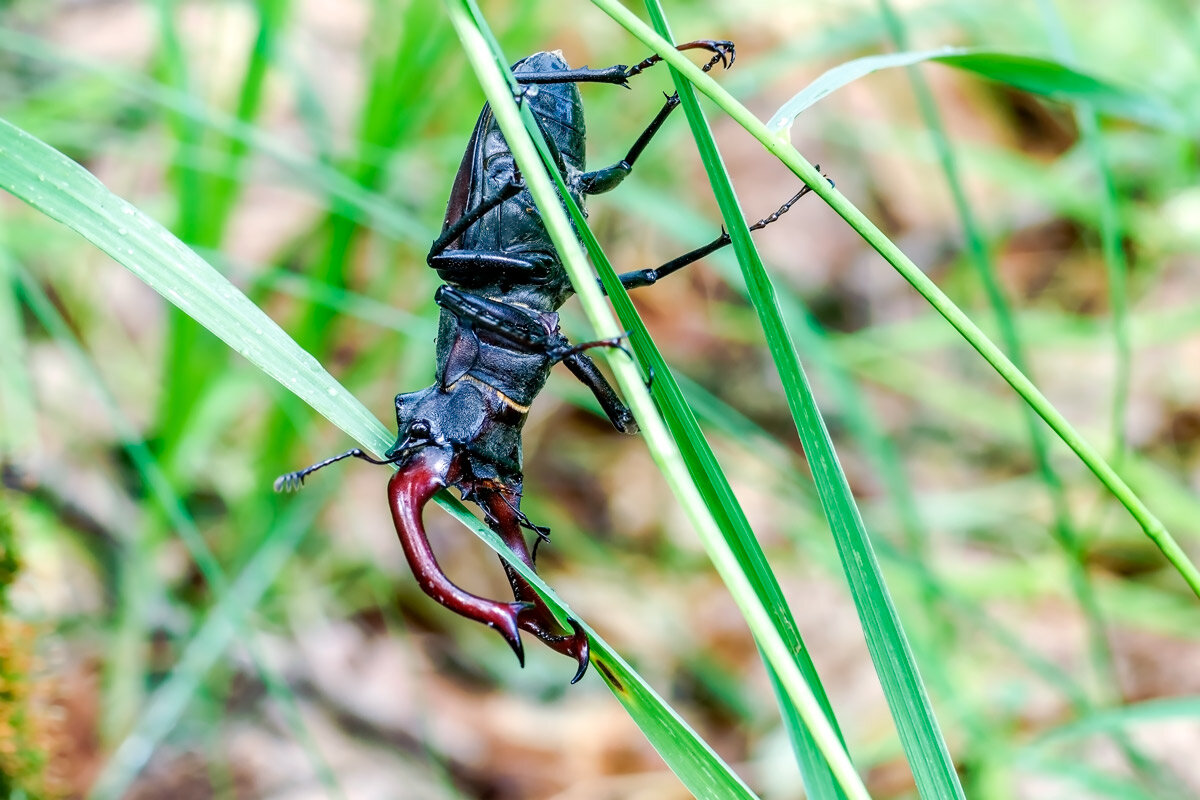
top-left (0, 117), bottom-right (385, 448)
top-left (0, 114), bottom-right (767, 800)
top-left (586, 0), bottom-right (1200, 600)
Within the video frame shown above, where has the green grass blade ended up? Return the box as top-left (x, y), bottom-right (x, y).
top-left (1033, 0), bottom-right (1134, 461)
top-left (766, 48), bottom-right (1183, 133)
top-left (444, 4), bottom-right (870, 798)
top-left (0, 111), bottom-right (769, 800)
top-left (873, 1), bottom-right (1171, 789)
top-left (1023, 695), bottom-right (1200, 750)
top-left (0, 116), bottom-right (386, 447)
top-left (1018, 758), bottom-right (1163, 800)
top-left (0, 248), bottom-right (35, 457)
top-left (584, 0), bottom-right (1200, 600)
top-left (640, 4), bottom-right (963, 797)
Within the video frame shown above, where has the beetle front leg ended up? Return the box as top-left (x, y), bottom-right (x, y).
top-left (480, 490), bottom-right (590, 683)
top-left (512, 39), bottom-right (734, 87)
top-left (577, 42), bottom-right (736, 196)
top-left (389, 447), bottom-right (532, 666)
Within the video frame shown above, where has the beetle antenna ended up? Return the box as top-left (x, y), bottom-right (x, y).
top-left (273, 448), bottom-right (399, 493)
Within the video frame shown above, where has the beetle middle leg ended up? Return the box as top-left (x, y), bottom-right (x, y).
top-left (479, 488), bottom-right (590, 683)
top-left (609, 177), bottom-right (827, 291)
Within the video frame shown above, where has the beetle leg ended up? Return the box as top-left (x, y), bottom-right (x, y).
top-left (577, 44), bottom-right (736, 196)
top-left (577, 93), bottom-right (678, 196)
top-left (512, 40), bottom-right (735, 87)
top-left (607, 178), bottom-right (826, 291)
top-left (623, 39), bottom-right (736, 80)
top-left (389, 447), bottom-right (532, 666)
top-left (563, 351), bottom-right (638, 434)
top-left (480, 490), bottom-right (590, 683)
top-left (427, 174), bottom-right (525, 261)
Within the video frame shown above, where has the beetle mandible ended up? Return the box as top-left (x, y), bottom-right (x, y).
top-left (276, 43), bottom-right (815, 683)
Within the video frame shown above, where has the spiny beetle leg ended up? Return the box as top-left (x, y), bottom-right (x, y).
top-left (512, 40), bottom-right (734, 90)
top-left (482, 491), bottom-right (590, 682)
top-left (388, 448), bottom-right (531, 665)
top-left (579, 43), bottom-right (736, 196)
top-left (624, 39), bottom-right (736, 80)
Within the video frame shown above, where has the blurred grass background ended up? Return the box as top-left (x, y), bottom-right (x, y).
top-left (2, 0), bottom-right (1200, 797)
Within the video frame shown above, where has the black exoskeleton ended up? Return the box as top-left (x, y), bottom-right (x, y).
top-left (276, 44), bottom-right (815, 683)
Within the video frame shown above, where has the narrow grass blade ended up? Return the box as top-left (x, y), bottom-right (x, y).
top-left (873, 1), bottom-right (1169, 789)
top-left (1033, 0), bottom-right (1134, 464)
top-left (1017, 758), bottom-right (1163, 800)
top-left (640, 4), bottom-right (963, 797)
top-left (0, 249), bottom-right (36, 457)
top-left (443, 4), bottom-right (870, 798)
top-left (1023, 695), bottom-right (1200, 751)
top-left (766, 48), bottom-right (1183, 134)
top-left (585, 0), bottom-right (1200, 599)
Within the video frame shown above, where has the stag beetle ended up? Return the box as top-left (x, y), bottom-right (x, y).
top-left (276, 43), bottom-right (814, 683)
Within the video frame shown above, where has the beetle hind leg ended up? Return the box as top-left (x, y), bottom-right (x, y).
top-left (388, 448), bottom-right (531, 665)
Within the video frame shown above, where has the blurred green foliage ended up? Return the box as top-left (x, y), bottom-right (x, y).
top-left (1, 0), bottom-right (1199, 797)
